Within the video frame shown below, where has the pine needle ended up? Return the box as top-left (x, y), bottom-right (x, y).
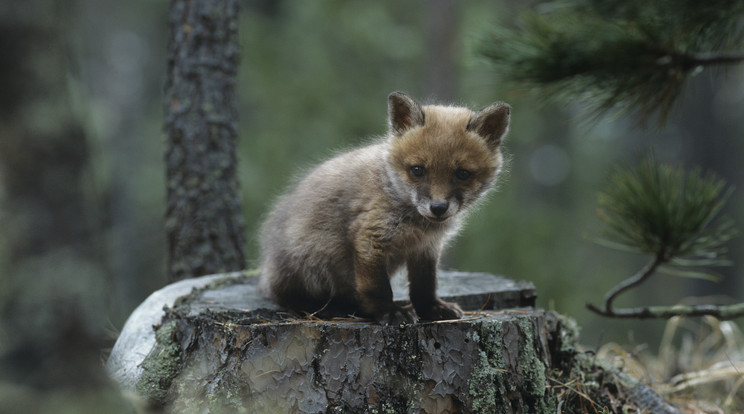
top-left (596, 153), bottom-right (737, 279)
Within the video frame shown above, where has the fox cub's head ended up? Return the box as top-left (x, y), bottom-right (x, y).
top-left (385, 92), bottom-right (510, 223)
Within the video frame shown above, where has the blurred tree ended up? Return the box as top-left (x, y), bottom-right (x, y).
top-left (164, 0), bottom-right (246, 281)
top-left (73, 0), bottom-right (170, 321)
top-left (424, 0), bottom-right (460, 100)
top-left (0, 0), bottom-right (128, 411)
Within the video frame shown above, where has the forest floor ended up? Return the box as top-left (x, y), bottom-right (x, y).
top-left (595, 316), bottom-right (744, 413)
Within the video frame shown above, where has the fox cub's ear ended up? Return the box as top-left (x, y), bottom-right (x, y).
top-left (388, 92), bottom-right (425, 136)
top-left (467, 102), bottom-right (510, 150)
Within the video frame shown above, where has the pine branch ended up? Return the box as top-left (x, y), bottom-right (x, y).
top-left (588, 155), bottom-right (739, 320)
top-left (481, 1), bottom-right (744, 124)
top-left (595, 155), bottom-right (737, 264)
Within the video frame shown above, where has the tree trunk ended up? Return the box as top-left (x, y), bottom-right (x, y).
top-left (164, 0), bottom-right (246, 282)
top-left (424, 0), bottom-right (459, 100)
top-left (106, 271), bottom-right (680, 413)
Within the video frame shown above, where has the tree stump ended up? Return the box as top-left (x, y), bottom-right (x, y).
top-left (106, 271), bottom-right (680, 413)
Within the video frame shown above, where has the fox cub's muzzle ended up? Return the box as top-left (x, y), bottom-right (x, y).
top-left (429, 201), bottom-right (449, 217)
top-left (417, 197), bottom-right (457, 223)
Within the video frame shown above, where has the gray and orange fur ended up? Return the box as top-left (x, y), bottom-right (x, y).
top-left (259, 92), bottom-right (510, 325)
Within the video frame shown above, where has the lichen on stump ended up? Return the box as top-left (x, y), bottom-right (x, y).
top-left (143, 308), bottom-right (571, 413)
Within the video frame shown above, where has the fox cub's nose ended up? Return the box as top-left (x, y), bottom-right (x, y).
top-left (429, 201), bottom-right (449, 217)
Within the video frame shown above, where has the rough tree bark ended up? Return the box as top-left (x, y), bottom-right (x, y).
top-left (164, 0), bottom-right (246, 282)
top-left (106, 271), bottom-right (680, 414)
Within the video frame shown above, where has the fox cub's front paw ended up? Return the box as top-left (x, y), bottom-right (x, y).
top-left (376, 305), bottom-right (417, 326)
top-left (417, 299), bottom-right (464, 321)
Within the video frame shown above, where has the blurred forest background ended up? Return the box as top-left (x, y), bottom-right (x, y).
top-left (2, 0), bottom-right (744, 383)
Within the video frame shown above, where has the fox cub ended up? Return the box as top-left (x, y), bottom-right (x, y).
top-left (259, 92), bottom-right (510, 325)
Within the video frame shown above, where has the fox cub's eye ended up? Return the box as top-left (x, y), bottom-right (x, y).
top-left (455, 168), bottom-right (472, 181)
top-left (410, 165), bottom-right (425, 177)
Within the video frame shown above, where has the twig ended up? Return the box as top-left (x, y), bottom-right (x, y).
top-left (587, 250), bottom-right (744, 320)
top-left (592, 254), bottom-right (665, 314)
top-left (587, 302), bottom-right (744, 320)
top-left (682, 51), bottom-right (744, 68)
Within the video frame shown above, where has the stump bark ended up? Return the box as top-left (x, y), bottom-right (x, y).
top-left (106, 271), bottom-right (680, 413)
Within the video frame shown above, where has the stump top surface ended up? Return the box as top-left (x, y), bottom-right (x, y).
top-left (188, 270), bottom-right (536, 316)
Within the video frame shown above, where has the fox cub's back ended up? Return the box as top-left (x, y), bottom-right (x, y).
top-left (260, 92), bottom-right (510, 324)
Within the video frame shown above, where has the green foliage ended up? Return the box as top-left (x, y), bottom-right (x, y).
top-left (481, 0), bottom-right (744, 122)
top-left (596, 154), bottom-right (737, 279)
